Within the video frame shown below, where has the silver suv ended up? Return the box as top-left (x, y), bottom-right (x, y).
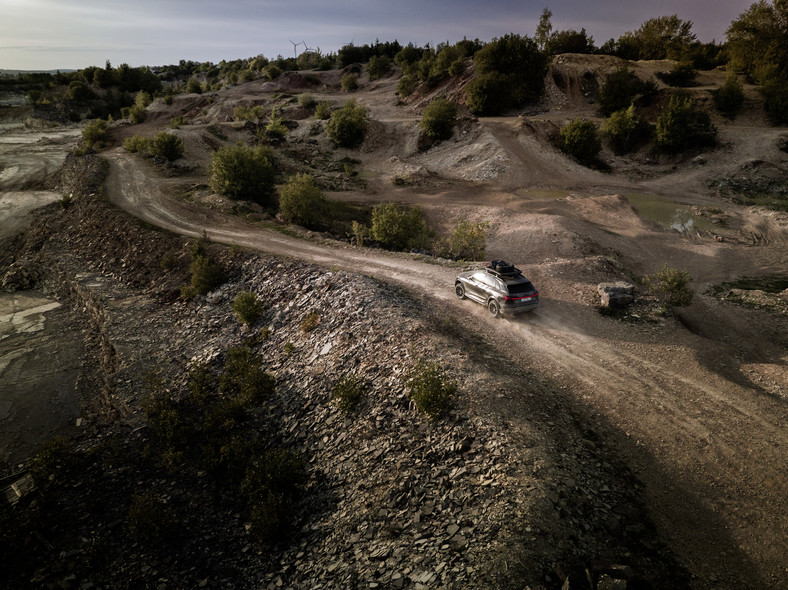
top-left (455, 261), bottom-right (539, 317)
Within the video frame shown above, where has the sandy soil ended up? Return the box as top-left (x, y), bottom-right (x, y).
top-left (4, 56), bottom-right (788, 588)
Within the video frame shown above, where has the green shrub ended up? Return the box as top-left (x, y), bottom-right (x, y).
top-left (297, 93), bottom-right (316, 108)
top-left (241, 450), bottom-right (305, 544)
top-left (560, 119), bottom-right (602, 164)
top-left (466, 33), bottom-right (547, 115)
top-left (326, 99), bottom-right (369, 148)
top-left (300, 311), bottom-right (320, 333)
top-left (208, 143), bottom-right (276, 206)
top-left (232, 291), bottom-right (264, 325)
top-left (151, 131), bottom-right (184, 161)
top-left (187, 254), bottom-right (225, 296)
top-left (761, 79), bottom-right (788, 126)
top-left (169, 115), bottom-right (187, 129)
top-left (419, 97), bottom-right (457, 141)
top-left (367, 55), bottom-right (391, 80)
top-left (160, 251), bottom-right (178, 271)
top-left (127, 493), bottom-right (180, 545)
top-left (370, 202), bottom-right (432, 250)
top-left (603, 104), bottom-right (651, 154)
top-left (81, 119), bottom-right (108, 149)
top-left (341, 73), bottom-right (359, 92)
top-left (220, 346), bottom-right (275, 405)
top-left (186, 77), bottom-right (203, 94)
top-left (264, 108), bottom-right (288, 140)
top-left (314, 101), bottom-right (332, 120)
top-left (657, 62), bottom-right (697, 87)
top-left (713, 74), bottom-right (744, 119)
top-left (437, 218), bottom-right (489, 260)
top-left (397, 74), bottom-right (418, 97)
top-left (279, 173), bottom-right (327, 228)
top-left (598, 66), bottom-right (651, 116)
top-left (655, 94), bottom-right (716, 151)
top-left (406, 361), bottom-right (456, 421)
top-left (332, 374), bottom-right (363, 414)
top-left (234, 105), bottom-right (265, 121)
top-left (645, 264), bottom-right (693, 307)
top-left (123, 135), bottom-right (151, 154)
top-left (264, 64), bottom-right (282, 81)
top-left (30, 436), bottom-right (74, 486)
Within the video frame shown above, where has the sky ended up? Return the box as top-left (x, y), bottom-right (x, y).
top-left (0, 0), bottom-right (756, 71)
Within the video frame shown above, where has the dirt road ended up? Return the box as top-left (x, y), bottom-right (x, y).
top-left (104, 138), bottom-right (788, 589)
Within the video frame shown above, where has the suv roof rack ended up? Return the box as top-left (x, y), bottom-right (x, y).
top-left (486, 260), bottom-right (522, 277)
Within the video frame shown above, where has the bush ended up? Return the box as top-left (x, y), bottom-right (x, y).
top-left (241, 450), bottom-right (305, 544)
top-left (300, 311), bottom-right (320, 333)
top-left (279, 173), bottom-right (327, 228)
top-left (761, 79), bottom-right (788, 126)
top-left (187, 254), bottom-right (225, 296)
top-left (314, 101), bottom-right (332, 120)
top-left (326, 99), bottom-right (369, 148)
top-left (127, 493), bottom-right (180, 545)
top-left (169, 115), bottom-right (187, 129)
top-left (341, 73), bottom-right (358, 92)
top-left (466, 33), bottom-right (547, 115)
top-left (406, 361), bottom-right (456, 421)
top-left (656, 62), bottom-right (697, 87)
top-left (645, 264), bottom-right (693, 307)
top-left (81, 119), bottom-right (107, 149)
top-left (370, 202), bottom-right (432, 250)
top-left (234, 105), bottom-right (265, 121)
top-left (297, 93), bottom-right (316, 108)
top-left (713, 74), bottom-right (744, 119)
top-left (603, 105), bottom-right (651, 154)
top-left (560, 119), bottom-right (602, 164)
top-left (220, 346), bottom-right (275, 405)
top-left (232, 291), bottom-right (264, 325)
top-left (419, 97), bottom-right (457, 141)
top-left (332, 375), bottom-right (363, 414)
top-left (208, 143), bottom-right (276, 206)
top-left (30, 436), bottom-right (74, 487)
top-left (264, 64), bottom-right (281, 81)
top-left (397, 74), bottom-right (418, 97)
top-left (186, 77), bottom-right (202, 94)
top-left (598, 66), bottom-right (652, 116)
top-left (655, 94), bottom-right (716, 151)
top-left (264, 108), bottom-right (288, 141)
top-left (437, 218), bottom-right (489, 260)
top-left (367, 55), bottom-right (391, 80)
top-left (150, 131), bottom-right (184, 161)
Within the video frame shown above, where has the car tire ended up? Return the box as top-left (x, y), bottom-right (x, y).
top-left (455, 283), bottom-right (465, 299)
top-left (488, 299), bottom-right (500, 318)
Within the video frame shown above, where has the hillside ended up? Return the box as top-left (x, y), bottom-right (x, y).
top-left (1, 54), bottom-right (787, 589)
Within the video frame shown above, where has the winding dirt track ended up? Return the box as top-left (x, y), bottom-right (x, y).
top-left (105, 142), bottom-right (787, 589)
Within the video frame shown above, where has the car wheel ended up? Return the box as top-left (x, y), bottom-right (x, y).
top-left (488, 299), bottom-right (500, 317)
top-left (455, 283), bottom-right (465, 299)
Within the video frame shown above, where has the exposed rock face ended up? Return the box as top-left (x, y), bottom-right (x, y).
top-left (597, 282), bottom-right (635, 308)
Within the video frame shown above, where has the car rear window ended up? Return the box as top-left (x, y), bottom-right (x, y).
top-left (506, 281), bottom-right (535, 295)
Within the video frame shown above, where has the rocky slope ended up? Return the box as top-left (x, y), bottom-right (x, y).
top-left (0, 155), bottom-right (688, 589)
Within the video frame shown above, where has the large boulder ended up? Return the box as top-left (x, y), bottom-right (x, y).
top-left (597, 282), bottom-right (635, 308)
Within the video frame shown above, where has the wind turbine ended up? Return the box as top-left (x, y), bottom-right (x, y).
top-left (289, 40), bottom-right (304, 58)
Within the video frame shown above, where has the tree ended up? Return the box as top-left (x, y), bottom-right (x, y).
top-left (278, 173), bottom-right (327, 228)
top-left (419, 97), bottom-right (457, 141)
top-left (713, 73), bottom-right (745, 119)
top-left (560, 119), bottom-right (602, 164)
top-left (726, 0), bottom-right (788, 82)
top-left (535, 8), bottom-right (553, 51)
top-left (597, 66), bottom-right (653, 116)
top-left (545, 29), bottom-right (596, 55)
top-left (466, 33), bottom-right (548, 115)
top-left (603, 105), bottom-right (651, 154)
top-left (208, 143), bottom-right (276, 206)
top-left (325, 99), bottom-right (369, 148)
top-left (370, 202), bottom-right (431, 250)
top-left (367, 55), bottom-right (391, 80)
top-left (623, 15), bottom-right (697, 60)
top-left (655, 94), bottom-right (717, 151)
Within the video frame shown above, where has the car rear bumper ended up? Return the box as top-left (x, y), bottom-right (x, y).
top-left (501, 300), bottom-right (539, 314)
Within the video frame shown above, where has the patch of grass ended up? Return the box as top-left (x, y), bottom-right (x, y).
top-left (331, 374), bottom-right (364, 414)
top-left (300, 311), bottom-right (320, 333)
top-left (406, 361), bottom-right (456, 422)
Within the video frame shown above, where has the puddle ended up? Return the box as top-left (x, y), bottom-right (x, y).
top-left (624, 193), bottom-right (715, 233)
top-left (515, 188), bottom-right (570, 200)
